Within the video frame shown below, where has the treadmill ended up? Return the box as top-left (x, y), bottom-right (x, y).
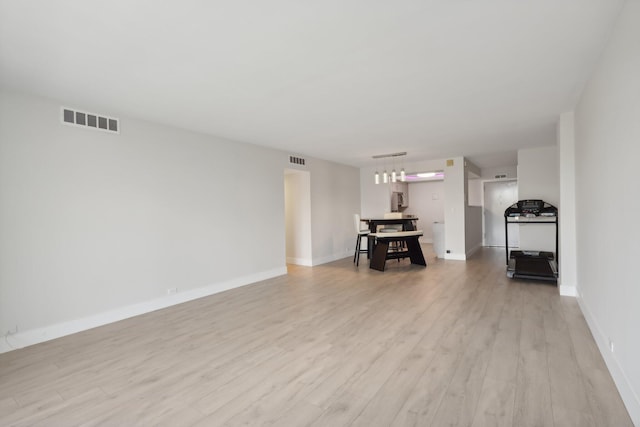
top-left (504, 200), bottom-right (558, 283)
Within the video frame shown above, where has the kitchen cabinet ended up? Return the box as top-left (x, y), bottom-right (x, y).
top-left (390, 182), bottom-right (409, 211)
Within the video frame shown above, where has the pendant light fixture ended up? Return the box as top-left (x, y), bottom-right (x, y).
top-left (391, 156), bottom-right (396, 183)
top-left (374, 157), bottom-right (380, 184)
top-left (372, 152), bottom-right (407, 185)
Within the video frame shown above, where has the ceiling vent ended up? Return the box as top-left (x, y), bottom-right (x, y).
top-left (494, 174), bottom-right (507, 179)
top-left (289, 155), bottom-right (306, 166)
top-left (61, 107), bottom-right (119, 134)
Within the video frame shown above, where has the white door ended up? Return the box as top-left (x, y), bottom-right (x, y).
top-left (484, 180), bottom-right (519, 247)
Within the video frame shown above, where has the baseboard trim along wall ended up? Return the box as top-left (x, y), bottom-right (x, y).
top-left (559, 284), bottom-right (578, 297)
top-left (444, 252), bottom-right (466, 261)
top-left (0, 267), bottom-right (287, 354)
top-left (578, 295), bottom-right (640, 426)
top-left (286, 257), bottom-right (313, 266)
top-left (312, 252), bottom-right (351, 266)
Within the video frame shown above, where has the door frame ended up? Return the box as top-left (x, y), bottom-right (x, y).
top-left (284, 168), bottom-right (312, 266)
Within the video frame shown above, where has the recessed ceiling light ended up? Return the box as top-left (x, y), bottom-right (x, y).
top-left (417, 172), bottom-right (437, 178)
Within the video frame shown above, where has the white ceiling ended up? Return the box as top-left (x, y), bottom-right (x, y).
top-left (0, 1), bottom-right (625, 168)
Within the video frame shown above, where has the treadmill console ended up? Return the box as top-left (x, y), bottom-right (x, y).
top-left (504, 199), bottom-right (557, 217)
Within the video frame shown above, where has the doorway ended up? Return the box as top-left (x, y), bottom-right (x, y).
top-left (484, 180), bottom-right (519, 248)
top-left (284, 169), bottom-right (312, 265)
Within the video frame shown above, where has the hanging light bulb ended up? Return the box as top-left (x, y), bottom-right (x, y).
top-left (391, 158), bottom-right (397, 183)
top-left (371, 152), bottom-right (408, 185)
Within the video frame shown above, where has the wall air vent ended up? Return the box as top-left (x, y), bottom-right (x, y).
top-left (494, 174), bottom-right (507, 179)
top-left (289, 155), bottom-right (306, 166)
top-left (61, 107), bottom-right (119, 134)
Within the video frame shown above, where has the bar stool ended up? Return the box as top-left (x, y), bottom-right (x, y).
top-left (353, 214), bottom-right (370, 267)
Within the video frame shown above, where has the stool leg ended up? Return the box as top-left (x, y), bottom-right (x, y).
top-left (354, 235), bottom-right (360, 263)
top-left (355, 235), bottom-right (361, 266)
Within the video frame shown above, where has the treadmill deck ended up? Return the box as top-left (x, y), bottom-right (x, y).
top-left (507, 251), bottom-right (558, 282)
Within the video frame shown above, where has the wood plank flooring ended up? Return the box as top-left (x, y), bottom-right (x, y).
top-left (0, 247), bottom-right (633, 426)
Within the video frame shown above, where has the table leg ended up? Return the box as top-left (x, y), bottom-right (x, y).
top-left (369, 239), bottom-right (390, 271)
top-left (405, 237), bottom-right (427, 266)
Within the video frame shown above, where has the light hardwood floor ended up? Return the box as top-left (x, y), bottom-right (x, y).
top-left (0, 247), bottom-right (633, 426)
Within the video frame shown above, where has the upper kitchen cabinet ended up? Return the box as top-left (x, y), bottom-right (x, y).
top-left (390, 181), bottom-right (409, 211)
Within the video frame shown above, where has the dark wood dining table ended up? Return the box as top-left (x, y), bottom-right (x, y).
top-left (360, 217), bottom-right (418, 258)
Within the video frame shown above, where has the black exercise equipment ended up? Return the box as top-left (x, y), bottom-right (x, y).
top-left (504, 200), bottom-right (558, 283)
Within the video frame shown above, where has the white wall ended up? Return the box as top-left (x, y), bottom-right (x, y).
top-left (405, 180), bottom-right (444, 243)
top-left (574, 2), bottom-right (640, 424)
top-left (443, 157), bottom-right (466, 260)
top-left (359, 175), bottom-right (391, 218)
top-left (557, 112), bottom-right (578, 296)
top-left (517, 146), bottom-right (559, 205)
top-left (464, 160), bottom-right (483, 257)
top-left (517, 146), bottom-right (559, 252)
top-left (468, 179), bottom-right (483, 207)
top-left (284, 170), bottom-right (312, 265)
top-left (0, 90), bottom-right (360, 351)
top-left (465, 205), bottom-right (483, 257)
top-left (309, 158), bottom-right (361, 265)
top-left (480, 165), bottom-right (518, 180)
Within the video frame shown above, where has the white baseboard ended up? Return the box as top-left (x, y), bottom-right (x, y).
top-left (558, 277), bottom-right (578, 297)
top-left (0, 267), bottom-right (287, 354)
top-left (444, 252), bottom-right (466, 261)
top-left (286, 257), bottom-right (313, 266)
top-left (559, 284), bottom-right (578, 297)
top-left (290, 251), bottom-right (351, 266)
top-left (577, 295), bottom-right (640, 426)
top-left (312, 252), bottom-right (351, 266)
